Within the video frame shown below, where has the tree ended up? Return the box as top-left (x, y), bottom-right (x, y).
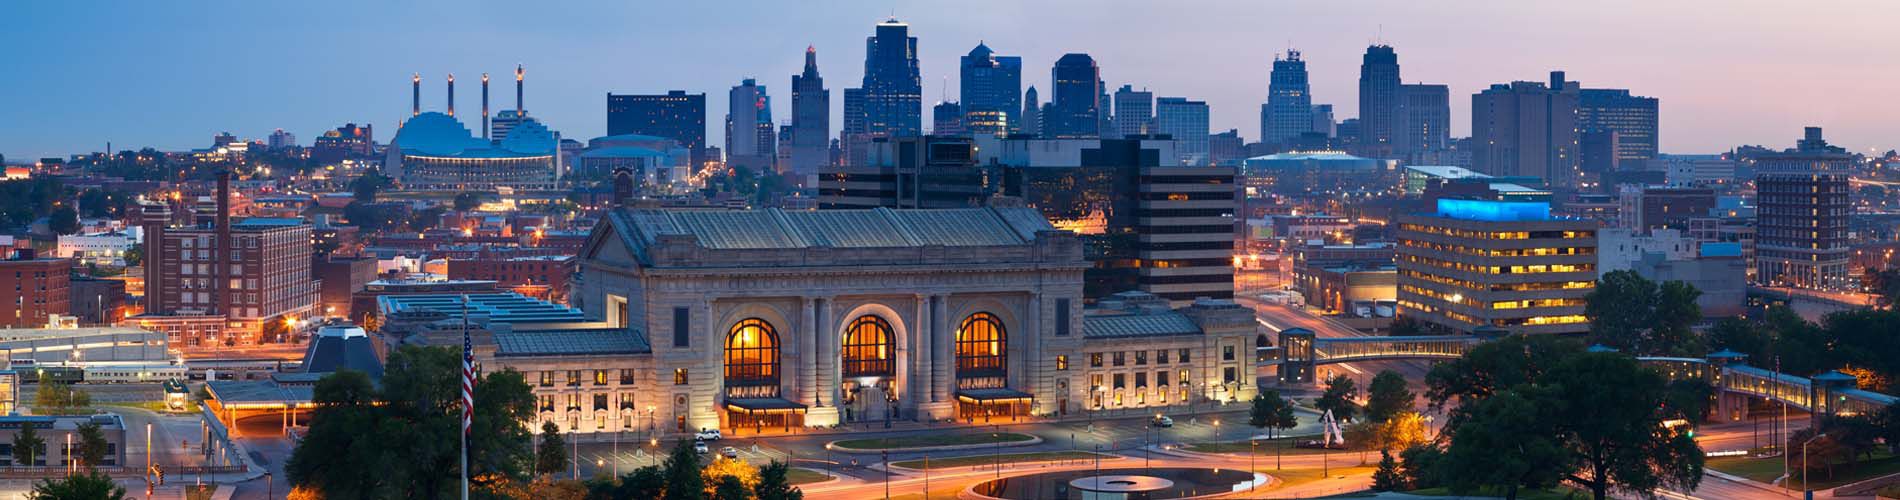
top-left (1248, 390), bottom-right (1298, 439)
top-left (537, 421), bottom-right (570, 478)
top-left (754, 461), bottom-right (802, 500)
top-left (1440, 387), bottom-right (1572, 500)
top-left (1398, 444), bottom-right (1445, 490)
top-left (1662, 378), bottom-right (1716, 424)
top-left (1364, 370), bottom-right (1415, 423)
top-left (1584, 271), bottom-right (1704, 356)
top-left (47, 206), bottom-right (79, 235)
top-left (1344, 421), bottom-right (1379, 463)
top-left (14, 422), bottom-right (43, 467)
top-left (1426, 334), bottom-right (1583, 411)
top-left (701, 457), bottom-right (760, 496)
top-left (29, 470), bottom-right (125, 500)
top-left (1708, 317), bottom-right (1771, 362)
top-left (35, 380), bottom-right (91, 414)
top-left (351, 170), bottom-right (391, 202)
top-left (454, 191), bottom-right (486, 212)
top-left (1314, 375), bottom-right (1359, 423)
top-left (712, 475), bottom-right (750, 500)
top-left (1371, 449), bottom-right (1406, 492)
top-left (662, 441), bottom-right (706, 500)
top-left (123, 243), bottom-right (143, 267)
top-left (1542, 353), bottom-right (1703, 500)
top-left (618, 465), bottom-right (667, 498)
top-left (1388, 316), bottom-right (1429, 336)
top-left (1866, 267), bottom-right (1900, 309)
top-left (1375, 411), bottom-right (1431, 453)
top-left (74, 422), bottom-right (107, 470)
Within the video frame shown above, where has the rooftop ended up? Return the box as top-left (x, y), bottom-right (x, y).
top-left (494, 326), bottom-right (650, 357)
top-left (378, 292), bottom-right (587, 324)
top-left (611, 206), bottom-right (1057, 251)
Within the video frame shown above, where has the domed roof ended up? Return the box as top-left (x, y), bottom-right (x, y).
top-left (391, 112), bottom-right (487, 156)
top-left (499, 118), bottom-right (557, 155)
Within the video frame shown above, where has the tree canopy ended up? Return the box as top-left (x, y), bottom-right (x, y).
top-left (1583, 271), bottom-right (1703, 356)
top-left (1364, 370), bottom-right (1416, 423)
top-left (1314, 375), bottom-right (1359, 423)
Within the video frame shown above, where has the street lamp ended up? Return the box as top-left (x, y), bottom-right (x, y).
top-left (1803, 433), bottom-right (1828, 499)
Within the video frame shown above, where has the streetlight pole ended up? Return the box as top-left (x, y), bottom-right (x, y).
top-left (1249, 439), bottom-right (1258, 490)
top-left (882, 450), bottom-right (890, 500)
top-left (1803, 433), bottom-right (1827, 500)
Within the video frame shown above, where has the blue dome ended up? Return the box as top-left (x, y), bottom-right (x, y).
top-left (392, 112), bottom-right (487, 156)
top-left (499, 118), bottom-right (557, 155)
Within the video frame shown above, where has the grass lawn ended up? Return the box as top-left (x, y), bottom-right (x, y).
top-left (889, 451), bottom-right (1111, 470)
top-left (103, 401), bottom-right (175, 412)
top-left (785, 467), bottom-right (835, 485)
top-left (185, 485), bottom-right (218, 500)
top-left (1402, 486), bottom-right (1585, 500)
top-left (1705, 449), bottom-right (1900, 491)
top-left (1705, 455), bottom-right (1786, 484)
top-left (1269, 465), bottom-right (1376, 489)
top-left (1184, 437), bottom-right (1355, 457)
top-left (832, 432), bottom-right (1034, 450)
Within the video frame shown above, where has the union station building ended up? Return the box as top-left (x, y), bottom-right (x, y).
top-left (529, 206), bottom-right (1260, 435)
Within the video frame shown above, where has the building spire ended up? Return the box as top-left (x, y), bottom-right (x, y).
top-left (481, 73), bottom-right (490, 140)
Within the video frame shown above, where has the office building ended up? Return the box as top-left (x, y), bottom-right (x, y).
top-left (1616, 186), bottom-right (1715, 231)
top-left (1357, 45), bottom-right (1401, 157)
top-left (789, 47), bottom-right (831, 181)
top-left (1112, 85), bottom-right (1154, 138)
top-left (606, 91), bottom-right (708, 166)
top-left (1579, 88), bottom-right (1660, 170)
top-left (1020, 87), bottom-right (1041, 138)
top-left (1648, 154), bottom-right (1737, 187)
top-left (1311, 104), bottom-right (1336, 138)
top-left (1261, 50), bottom-right (1315, 145)
top-left (819, 136), bottom-right (995, 209)
top-left (0, 252), bottom-right (70, 328)
top-left (1291, 243), bottom-right (1397, 315)
top-left (1395, 197), bottom-right (1597, 335)
top-left (1209, 129), bottom-right (1245, 166)
top-left (1397, 84), bottom-right (1450, 157)
top-left (311, 123), bottom-right (374, 165)
top-left (1154, 97), bottom-right (1210, 165)
top-left (1242, 151), bottom-right (1398, 198)
top-left (725, 79), bottom-right (775, 172)
top-left (932, 101), bottom-right (964, 136)
top-left (1472, 71), bottom-right (1581, 187)
top-left (1046, 54), bottom-right (1103, 138)
top-left (851, 18), bottom-right (923, 140)
top-left (1755, 127), bottom-right (1853, 290)
top-left (959, 42), bottom-right (1022, 137)
top-left (267, 129), bottom-right (297, 151)
top-left (135, 176), bottom-right (317, 348)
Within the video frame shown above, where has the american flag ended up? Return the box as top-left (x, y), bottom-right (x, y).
top-left (462, 303), bottom-right (476, 436)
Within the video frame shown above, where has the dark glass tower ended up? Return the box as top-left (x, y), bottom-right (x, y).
top-left (1357, 45), bottom-right (1400, 156)
top-left (959, 42), bottom-right (1022, 137)
top-left (1046, 53), bottom-right (1101, 138)
top-left (790, 46), bottom-right (831, 178)
top-left (1261, 50), bottom-right (1313, 145)
top-left (856, 18), bottom-right (923, 139)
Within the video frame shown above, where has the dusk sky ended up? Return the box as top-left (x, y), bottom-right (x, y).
top-left (3, 0), bottom-right (1896, 160)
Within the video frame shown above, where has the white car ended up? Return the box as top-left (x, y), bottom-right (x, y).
top-left (696, 429), bottom-right (723, 441)
top-left (694, 440), bottom-right (710, 454)
top-left (721, 446), bottom-right (740, 459)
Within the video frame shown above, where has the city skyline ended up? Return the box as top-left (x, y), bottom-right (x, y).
top-left (4, 0), bottom-right (1899, 159)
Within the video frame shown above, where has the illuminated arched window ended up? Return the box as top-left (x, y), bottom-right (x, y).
top-left (724, 319), bottom-right (779, 386)
top-left (842, 315), bottom-right (895, 377)
top-left (956, 312), bottom-right (1006, 376)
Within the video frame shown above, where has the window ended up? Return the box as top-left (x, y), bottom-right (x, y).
top-left (566, 370), bottom-right (581, 387)
top-left (1089, 353), bottom-right (1103, 367)
top-left (1223, 345), bottom-right (1236, 361)
top-left (1113, 373), bottom-right (1126, 389)
top-left (1179, 369), bottom-right (1189, 386)
top-left (620, 369), bottom-right (636, 385)
top-left (1135, 351), bottom-right (1148, 366)
top-left (842, 315), bottom-right (895, 377)
top-left (594, 370), bottom-right (608, 386)
top-left (1056, 355), bottom-right (1069, 371)
top-left (1135, 372), bottom-right (1148, 388)
top-left (1178, 349), bottom-right (1191, 363)
top-left (593, 394), bottom-right (609, 410)
top-left (672, 307), bottom-right (690, 348)
top-left (956, 312), bottom-right (1006, 377)
top-left (538, 371), bottom-right (553, 387)
top-left (1112, 352), bottom-right (1126, 367)
top-left (1224, 367), bottom-right (1237, 383)
top-left (673, 368), bottom-right (689, 385)
top-left (724, 319), bottom-right (779, 386)
top-left (1157, 350), bottom-right (1170, 364)
top-left (1054, 298), bottom-right (1071, 336)
top-left (1158, 371), bottom-right (1171, 386)
top-left (1091, 374), bottom-right (1104, 389)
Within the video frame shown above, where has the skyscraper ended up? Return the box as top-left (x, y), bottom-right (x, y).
top-left (725, 79), bottom-right (775, 171)
top-left (931, 101), bottom-right (963, 136)
top-left (1046, 54), bottom-right (1102, 138)
top-left (1154, 97), bottom-right (1210, 165)
top-left (1113, 85), bottom-right (1154, 138)
top-left (1357, 45), bottom-right (1401, 157)
top-left (1020, 86), bottom-right (1041, 137)
top-left (1471, 71), bottom-right (1581, 186)
top-left (853, 18), bottom-right (923, 139)
top-left (606, 90), bottom-right (708, 164)
top-left (1578, 88), bottom-right (1660, 170)
top-left (790, 46), bottom-right (831, 180)
top-left (959, 42), bottom-right (1021, 137)
top-left (1311, 104), bottom-right (1336, 138)
top-left (1397, 83), bottom-right (1450, 157)
top-left (1755, 127), bottom-right (1851, 291)
top-left (1262, 50), bottom-right (1314, 146)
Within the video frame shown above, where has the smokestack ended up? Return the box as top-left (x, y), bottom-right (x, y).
top-left (482, 73), bottom-right (491, 141)
top-left (412, 73), bottom-right (421, 116)
top-left (515, 64), bottom-right (524, 117)
top-left (216, 171), bottom-right (232, 317)
top-left (138, 203), bottom-right (172, 315)
top-left (447, 73), bottom-right (456, 117)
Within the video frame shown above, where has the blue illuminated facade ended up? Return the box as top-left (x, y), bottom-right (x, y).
top-left (1435, 198), bottom-right (1552, 222)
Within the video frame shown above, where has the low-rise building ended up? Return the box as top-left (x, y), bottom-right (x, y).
top-left (0, 252), bottom-right (71, 329)
top-left (1396, 198), bottom-right (1598, 335)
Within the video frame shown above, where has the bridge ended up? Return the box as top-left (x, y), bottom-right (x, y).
top-left (1268, 328), bottom-right (1899, 422)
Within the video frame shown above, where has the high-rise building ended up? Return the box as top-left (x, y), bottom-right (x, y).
top-left (606, 91), bottom-right (708, 165)
top-left (1097, 83), bottom-right (1116, 140)
top-left (136, 175), bottom-right (317, 348)
top-left (959, 42), bottom-right (1022, 137)
top-left (724, 79), bottom-right (775, 171)
top-left (1261, 50), bottom-right (1314, 145)
top-left (1046, 54), bottom-right (1102, 138)
top-left (931, 101), bottom-right (964, 136)
top-left (841, 88), bottom-right (868, 165)
top-left (267, 129), bottom-right (297, 151)
top-left (1471, 71), bottom-right (1581, 187)
top-left (819, 135), bottom-right (992, 209)
top-left (1020, 86), bottom-right (1041, 137)
top-left (311, 123), bottom-right (374, 164)
top-left (1209, 129), bottom-right (1245, 166)
top-left (1311, 104), bottom-right (1336, 138)
top-left (1755, 127), bottom-right (1852, 291)
top-left (789, 47), bottom-right (831, 181)
top-left (1397, 84), bottom-right (1450, 157)
top-left (1578, 88), bottom-right (1660, 171)
top-left (1396, 196), bottom-right (1596, 335)
top-left (1154, 97), bottom-right (1209, 165)
top-left (854, 18), bottom-right (923, 139)
top-left (1112, 85), bottom-right (1154, 138)
top-left (1357, 45), bottom-right (1401, 157)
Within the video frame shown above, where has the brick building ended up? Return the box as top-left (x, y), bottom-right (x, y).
top-left (446, 255), bottom-right (573, 303)
top-left (0, 251), bottom-right (71, 328)
top-left (135, 173), bottom-right (319, 348)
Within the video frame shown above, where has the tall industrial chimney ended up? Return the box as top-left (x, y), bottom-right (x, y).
top-left (481, 73), bottom-right (491, 141)
top-left (411, 73), bottom-right (421, 116)
top-left (215, 171), bottom-right (232, 317)
top-left (515, 64), bottom-right (525, 116)
top-left (447, 73), bottom-right (456, 117)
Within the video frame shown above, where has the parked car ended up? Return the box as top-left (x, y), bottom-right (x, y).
top-left (721, 446), bottom-right (740, 459)
top-left (694, 440), bottom-right (710, 454)
top-left (1150, 415), bottom-right (1174, 428)
top-left (696, 428), bottom-right (723, 441)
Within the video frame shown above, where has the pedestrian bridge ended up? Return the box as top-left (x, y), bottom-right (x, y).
top-left (1266, 328), bottom-right (1899, 420)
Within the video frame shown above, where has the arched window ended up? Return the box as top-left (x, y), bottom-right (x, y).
top-left (956, 312), bottom-right (1006, 376)
top-left (724, 318), bottom-right (779, 386)
top-left (842, 315), bottom-right (895, 377)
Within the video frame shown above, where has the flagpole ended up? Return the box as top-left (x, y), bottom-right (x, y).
top-left (462, 294), bottom-right (471, 500)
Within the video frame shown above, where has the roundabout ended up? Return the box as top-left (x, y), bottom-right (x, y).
top-left (965, 468), bottom-right (1270, 500)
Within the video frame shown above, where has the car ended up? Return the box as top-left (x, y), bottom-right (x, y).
top-left (693, 440), bottom-right (710, 454)
top-left (1150, 415), bottom-right (1174, 428)
top-left (720, 446), bottom-right (740, 459)
top-left (695, 428), bottom-right (723, 441)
